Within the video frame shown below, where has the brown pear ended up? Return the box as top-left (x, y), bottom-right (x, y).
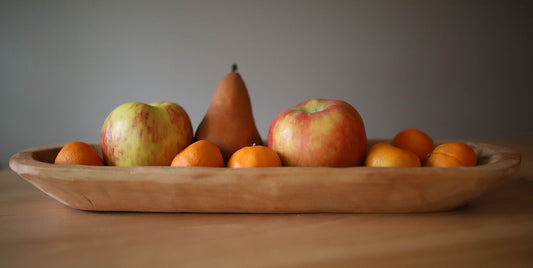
top-left (195, 64), bottom-right (263, 163)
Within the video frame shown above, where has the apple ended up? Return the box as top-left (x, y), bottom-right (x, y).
top-left (268, 99), bottom-right (367, 167)
top-left (101, 102), bottom-right (193, 166)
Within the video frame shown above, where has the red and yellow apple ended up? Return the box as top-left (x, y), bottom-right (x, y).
top-left (101, 102), bottom-right (193, 166)
top-left (268, 99), bottom-right (367, 167)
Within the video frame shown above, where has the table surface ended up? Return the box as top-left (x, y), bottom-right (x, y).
top-left (2, 137), bottom-right (533, 268)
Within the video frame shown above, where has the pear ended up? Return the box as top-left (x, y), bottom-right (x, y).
top-left (195, 64), bottom-right (263, 163)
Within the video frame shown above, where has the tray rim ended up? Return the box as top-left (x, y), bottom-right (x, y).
top-left (10, 139), bottom-right (521, 174)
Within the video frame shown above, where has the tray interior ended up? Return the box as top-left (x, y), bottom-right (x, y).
top-left (32, 141), bottom-right (494, 166)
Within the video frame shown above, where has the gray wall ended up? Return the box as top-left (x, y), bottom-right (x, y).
top-left (1, 0), bottom-right (532, 168)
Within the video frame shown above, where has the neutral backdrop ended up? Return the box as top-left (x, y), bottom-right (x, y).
top-left (1, 0), bottom-right (532, 168)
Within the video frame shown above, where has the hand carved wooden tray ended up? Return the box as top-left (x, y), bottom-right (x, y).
top-left (9, 140), bottom-right (521, 213)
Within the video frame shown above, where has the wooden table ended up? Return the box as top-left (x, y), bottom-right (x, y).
top-left (2, 137), bottom-right (533, 267)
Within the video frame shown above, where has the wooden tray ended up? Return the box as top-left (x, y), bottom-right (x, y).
top-left (9, 140), bottom-right (521, 213)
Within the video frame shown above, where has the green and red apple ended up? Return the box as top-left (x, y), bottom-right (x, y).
top-left (101, 102), bottom-right (193, 166)
top-left (268, 99), bottom-right (367, 167)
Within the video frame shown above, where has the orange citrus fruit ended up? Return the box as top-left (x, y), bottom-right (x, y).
top-left (425, 142), bottom-right (477, 167)
top-left (54, 141), bottom-right (104, 166)
top-left (170, 140), bottom-right (224, 167)
top-left (227, 145), bottom-right (282, 168)
top-left (365, 143), bottom-right (421, 167)
top-left (392, 128), bottom-right (434, 163)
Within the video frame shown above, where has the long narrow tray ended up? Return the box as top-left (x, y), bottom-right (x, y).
top-left (9, 140), bottom-right (521, 213)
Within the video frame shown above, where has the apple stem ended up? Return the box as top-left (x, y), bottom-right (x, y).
top-left (232, 63), bottom-right (237, 72)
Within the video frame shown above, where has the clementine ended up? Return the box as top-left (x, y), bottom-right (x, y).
top-left (425, 143), bottom-right (477, 167)
top-left (392, 128), bottom-right (434, 163)
top-left (54, 141), bottom-right (104, 166)
top-left (227, 145), bottom-right (282, 168)
top-left (170, 140), bottom-right (224, 167)
top-left (365, 143), bottom-right (421, 167)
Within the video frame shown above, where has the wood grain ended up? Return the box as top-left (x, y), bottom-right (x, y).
top-left (1, 155), bottom-right (533, 267)
top-left (8, 140), bottom-right (521, 213)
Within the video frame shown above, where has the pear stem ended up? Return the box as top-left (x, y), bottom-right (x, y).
top-left (232, 63), bottom-right (237, 72)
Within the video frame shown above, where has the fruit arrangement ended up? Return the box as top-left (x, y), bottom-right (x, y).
top-left (13, 64), bottom-right (521, 213)
top-left (55, 64), bottom-right (477, 169)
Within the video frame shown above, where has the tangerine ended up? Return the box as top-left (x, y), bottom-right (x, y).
top-left (170, 140), bottom-right (224, 167)
top-left (227, 145), bottom-right (282, 168)
top-left (365, 143), bottom-right (421, 167)
top-left (392, 128), bottom-right (434, 163)
top-left (425, 142), bottom-right (477, 167)
top-left (54, 141), bottom-right (104, 166)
